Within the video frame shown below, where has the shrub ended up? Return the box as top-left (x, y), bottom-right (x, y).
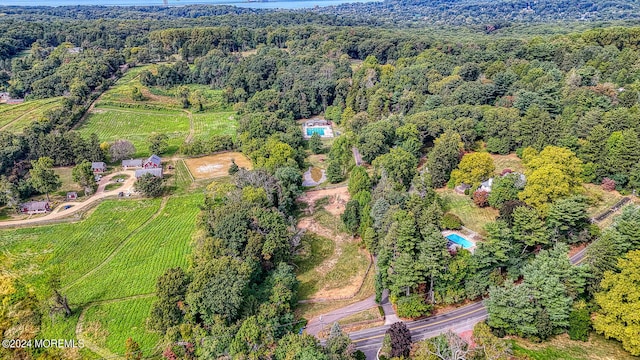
top-left (601, 177), bottom-right (616, 191)
top-left (396, 294), bottom-right (432, 319)
top-left (500, 168), bottom-right (513, 176)
top-left (473, 190), bottom-right (490, 207)
top-left (441, 213), bottom-right (463, 230)
top-left (568, 302), bottom-right (591, 341)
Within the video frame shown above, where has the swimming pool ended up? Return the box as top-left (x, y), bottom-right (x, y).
top-left (306, 127), bottom-right (326, 136)
top-left (446, 233), bottom-right (474, 249)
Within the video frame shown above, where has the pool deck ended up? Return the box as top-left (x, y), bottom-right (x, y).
top-left (442, 230), bottom-right (478, 252)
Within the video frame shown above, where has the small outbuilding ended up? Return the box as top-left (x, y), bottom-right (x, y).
top-left (20, 201), bottom-right (51, 214)
top-left (66, 192), bottom-right (78, 201)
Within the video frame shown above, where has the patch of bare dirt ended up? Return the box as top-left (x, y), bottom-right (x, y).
top-left (298, 186), bottom-right (350, 216)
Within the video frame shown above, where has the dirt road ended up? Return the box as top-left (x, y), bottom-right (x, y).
top-left (0, 170), bottom-right (137, 228)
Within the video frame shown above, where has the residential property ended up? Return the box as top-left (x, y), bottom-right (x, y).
top-left (66, 192), bottom-right (78, 200)
top-left (20, 201), bottom-right (51, 214)
top-left (143, 154), bottom-right (162, 169)
top-left (92, 162), bottom-right (107, 173)
top-left (135, 168), bottom-right (163, 178)
top-left (122, 159), bottom-right (143, 169)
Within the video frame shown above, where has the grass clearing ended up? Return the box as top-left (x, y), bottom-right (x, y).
top-left (295, 233), bottom-right (336, 299)
top-left (0, 97), bottom-right (64, 132)
top-left (105, 183), bottom-right (123, 191)
top-left (191, 111), bottom-right (236, 139)
top-left (295, 209), bottom-right (371, 301)
top-left (295, 261), bottom-right (376, 320)
top-left (582, 183), bottom-right (627, 217)
top-left (438, 188), bottom-right (498, 235)
top-left (78, 106), bottom-right (190, 158)
top-left (84, 297), bottom-right (161, 357)
top-left (53, 167), bottom-right (83, 193)
top-left (66, 194), bottom-right (202, 304)
top-left (0, 199), bottom-right (161, 289)
top-left (512, 333), bottom-right (636, 360)
top-left (491, 153), bottom-right (525, 174)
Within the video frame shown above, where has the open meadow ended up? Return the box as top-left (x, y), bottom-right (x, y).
top-left (77, 65), bottom-right (237, 159)
top-left (78, 106), bottom-right (190, 158)
top-left (0, 97), bottom-right (64, 132)
top-left (0, 193), bottom-right (202, 357)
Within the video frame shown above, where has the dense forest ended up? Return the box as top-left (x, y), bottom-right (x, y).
top-left (1, 4), bottom-right (640, 360)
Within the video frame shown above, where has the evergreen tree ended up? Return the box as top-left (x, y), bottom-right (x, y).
top-left (426, 131), bottom-right (463, 187)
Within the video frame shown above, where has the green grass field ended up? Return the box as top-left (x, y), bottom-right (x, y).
top-left (294, 209), bottom-right (370, 300)
top-left (295, 233), bottom-right (336, 299)
top-left (76, 65), bottom-right (237, 158)
top-left (65, 194), bottom-right (201, 304)
top-left (0, 199), bottom-right (161, 288)
top-left (0, 193), bottom-right (202, 357)
top-left (192, 111), bottom-right (236, 139)
top-left (439, 189), bottom-right (499, 235)
top-left (0, 97), bottom-right (63, 132)
top-left (83, 296), bottom-right (161, 357)
top-left (513, 333), bottom-right (636, 360)
top-left (78, 106), bottom-right (190, 158)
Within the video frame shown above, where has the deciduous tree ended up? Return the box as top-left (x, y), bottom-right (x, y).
top-left (29, 157), bottom-right (61, 202)
top-left (593, 250), bottom-right (640, 356)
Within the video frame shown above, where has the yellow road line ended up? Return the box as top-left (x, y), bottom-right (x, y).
top-left (353, 306), bottom-right (486, 343)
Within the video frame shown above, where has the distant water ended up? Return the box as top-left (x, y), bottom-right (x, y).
top-left (1, 0), bottom-right (378, 9)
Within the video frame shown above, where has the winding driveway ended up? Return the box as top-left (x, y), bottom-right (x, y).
top-left (0, 170), bottom-right (137, 228)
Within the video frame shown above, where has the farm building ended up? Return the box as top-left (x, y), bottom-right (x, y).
top-left (67, 192), bottom-right (78, 200)
top-left (122, 159), bottom-right (143, 169)
top-left (143, 155), bottom-right (162, 169)
top-left (135, 168), bottom-right (163, 178)
top-left (92, 162), bottom-right (107, 173)
top-left (20, 201), bottom-right (51, 214)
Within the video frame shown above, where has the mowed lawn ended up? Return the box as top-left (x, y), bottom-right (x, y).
top-left (438, 188), bottom-right (498, 235)
top-left (83, 297), bottom-right (161, 357)
top-left (192, 111), bottom-right (237, 139)
top-left (0, 97), bottom-right (64, 132)
top-left (490, 153), bottom-right (526, 174)
top-left (78, 106), bottom-right (190, 158)
top-left (65, 193), bottom-right (202, 304)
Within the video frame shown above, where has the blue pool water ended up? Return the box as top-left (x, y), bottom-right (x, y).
top-left (446, 233), bottom-right (474, 249)
top-left (306, 127), bottom-right (326, 136)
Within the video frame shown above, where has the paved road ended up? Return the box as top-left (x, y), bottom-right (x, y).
top-left (351, 301), bottom-right (488, 359)
top-left (347, 247), bottom-right (589, 359)
top-left (0, 170), bottom-right (137, 228)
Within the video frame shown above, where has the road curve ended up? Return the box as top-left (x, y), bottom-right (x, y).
top-left (347, 246), bottom-right (589, 359)
top-left (0, 170), bottom-right (137, 228)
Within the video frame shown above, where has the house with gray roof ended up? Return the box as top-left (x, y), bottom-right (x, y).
top-left (135, 168), bottom-right (163, 179)
top-left (122, 159), bottom-right (143, 169)
top-left (91, 162), bottom-right (107, 173)
top-left (20, 201), bottom-right (51, 214)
